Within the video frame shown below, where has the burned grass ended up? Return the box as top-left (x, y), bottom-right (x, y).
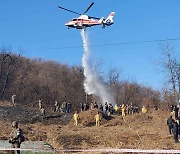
top-left (1, 102), bottom-right (180, 151)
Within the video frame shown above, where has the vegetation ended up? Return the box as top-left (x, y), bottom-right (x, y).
top-left (0, 50), bottom-right (161, 111)
top-left (159, 43), bottom-right (180, 104)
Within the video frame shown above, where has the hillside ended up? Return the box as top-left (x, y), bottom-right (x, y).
top-left (0, 53), bottom-right (160, 112)
top-left (0, 101), bottom-right (179, 153)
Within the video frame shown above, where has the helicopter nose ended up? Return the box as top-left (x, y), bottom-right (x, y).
top-left (65, 22), bottom-right (72, 26)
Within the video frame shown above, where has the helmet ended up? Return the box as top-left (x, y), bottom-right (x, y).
top-left (12, 121), bottom-right (18, 128)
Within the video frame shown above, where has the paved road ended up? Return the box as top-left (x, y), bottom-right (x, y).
top-left (0, 140), bottom-right (54, 153)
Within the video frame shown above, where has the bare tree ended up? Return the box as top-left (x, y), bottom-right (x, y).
top-left (0, 53), bottom-right (14, 99)
top-left (159, 43), bottom-right (180, 103)
top-left (107, 66), bottom-right (121, 102)
top-left (172, 59), bottom-right (180, 102)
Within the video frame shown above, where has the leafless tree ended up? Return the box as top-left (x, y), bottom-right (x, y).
top-left (159, 43), bottom-right (180, 103)
top-left (0, 52), bottom-right (14, 99)
top-left (107, 66), bottom-right (121, 103)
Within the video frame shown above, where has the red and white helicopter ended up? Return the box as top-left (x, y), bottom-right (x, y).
top-left (58, 2), bottom-right (115, 30)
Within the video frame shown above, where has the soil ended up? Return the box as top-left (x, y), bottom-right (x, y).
top-left (0, 101), bottom-right (179, 153)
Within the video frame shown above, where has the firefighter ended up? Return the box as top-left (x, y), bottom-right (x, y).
top-left (167, 115), bottom-right (175, 135)
top-left (73, 111), bottom-right (79, 126)
top-left (99, 103), bottom-right (103, 113)
top-left (142, 105), bottom-right (147, 114)
top-left (40, 108), bottom-right (46, 119)
top-left (105, 102), bottom-right (108, 114)
top-left (121, 104), bottom-right (126, 118)
top-left (173, 119), bottom-right (179, 143)
top-left (54, 101), bottom-right (59, 112)
top-left (38, 99), bottom-right (42, 110)
top-left (12, 94), bottom-right (16, 107)
top-left (114, 104), bottom-right (119, 114)
top-left (95, 111), bottom-right (101, 126)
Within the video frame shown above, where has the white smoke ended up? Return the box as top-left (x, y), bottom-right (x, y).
top-left (81, 29), bottom-right (115, 105)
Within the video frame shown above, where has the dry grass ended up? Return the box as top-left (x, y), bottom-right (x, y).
top-left (0, 102), bottom-right (180, 152)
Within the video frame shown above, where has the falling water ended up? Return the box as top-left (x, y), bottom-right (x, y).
top-left (81, 29), bottom-right (115, 105)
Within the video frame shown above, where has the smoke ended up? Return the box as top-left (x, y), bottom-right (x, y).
top-left (81, 29), bottom-right (115, 105)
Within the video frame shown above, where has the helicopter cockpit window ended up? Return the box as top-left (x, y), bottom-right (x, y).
top-left (72, 19), bottom-right (77, 21)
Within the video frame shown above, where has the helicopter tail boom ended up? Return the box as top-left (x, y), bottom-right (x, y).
top-left (99, 17), bottom-right (104, 23)
top-left (103, 12), bottom-right (115, 27)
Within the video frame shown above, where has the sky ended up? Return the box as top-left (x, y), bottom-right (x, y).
top-left (0, 0), bottom-right (180, 91)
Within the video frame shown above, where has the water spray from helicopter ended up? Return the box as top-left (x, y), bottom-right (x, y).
top-left (81, 29), bottom-right (115, 105)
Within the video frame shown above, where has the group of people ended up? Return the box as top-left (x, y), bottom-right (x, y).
top-left (59, 100), bottom-right (72, 113)
top-left (73, 111), bottom-right (101, 126)
top-left (167, 105), bottom-right (180, 143)
top-left (80, 101), bottom-right (140, 118)
top-left (37, 99), bottom-right (72, 119)
top-left (74, 101), bottom-right (148, 126)
top-left (11, 94), bottom-right (73, 120)
top-left (7, 94), bottom-right (153, 154)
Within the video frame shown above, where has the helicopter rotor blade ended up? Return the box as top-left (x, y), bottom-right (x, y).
top-left (83, 2), bottom-right (94, 14)
top-left (88, 16), bottom-right (101, 20)
top-left (58, 6), bottom-right (81, 15)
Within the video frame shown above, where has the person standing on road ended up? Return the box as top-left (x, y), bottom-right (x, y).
top-left (9, 121), bottom-right (24, 154)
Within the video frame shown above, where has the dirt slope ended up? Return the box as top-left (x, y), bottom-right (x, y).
top-left (0, 101), bottom-right (180, 152)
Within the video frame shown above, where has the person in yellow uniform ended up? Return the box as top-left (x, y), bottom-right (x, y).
top-left (73, 111), bottom-right (79, 126)
top-left (114, 104), bottom-right (119, 114)
top-left (142, 105), bottom-right (147, 113)
top-left (121, 104), bottom-right (126, 118)
top-left (95, 111), bottom-right (101, 126)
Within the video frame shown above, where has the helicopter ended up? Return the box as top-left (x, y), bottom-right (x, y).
top-left (58, 2), bottom-right (115, 30)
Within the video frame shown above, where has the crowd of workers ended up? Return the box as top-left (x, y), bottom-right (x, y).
top-left (9, 94), bottom-right (180, 153)
top-left (73, 101), bottom-right (148, 126)
top-left (7, 95), bottom-right (149, 153)
top-left (80, 101), bottom-right (140, 116)
top-left (8, 93), bottom-right (180, 154)
top-left (37, 99), bottom-right (72, 119)
top-left (36, 99), bottom-right (143, 121)
top-left (167, 105), bottom-right (180, 143)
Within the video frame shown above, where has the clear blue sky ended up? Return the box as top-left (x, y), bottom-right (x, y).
top-left (0, 0), bottom-right (180, 90)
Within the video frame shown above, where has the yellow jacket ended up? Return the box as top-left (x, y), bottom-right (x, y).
top-left (95, 114), bottom-right (100, 121)
top-left (142, 106), bottom-right (147, 113)
top-left (74, 113), bottom-right (79, 120)
top-left (114, 105), bottom-right (119, 111)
